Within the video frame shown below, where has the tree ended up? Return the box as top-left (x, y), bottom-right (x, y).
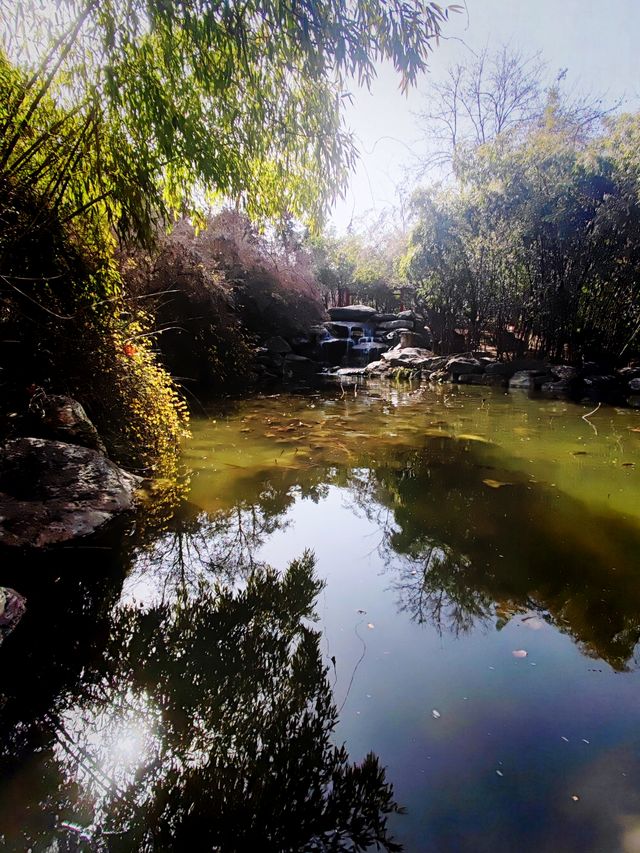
top-left (415, 45), bottom-right (611, 178)
top-left (1, 0), bottom-right (456, 243)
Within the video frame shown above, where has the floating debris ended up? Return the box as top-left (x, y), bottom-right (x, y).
top-left (367, 623), bottom-right (375, 629)
top-left (512, 649), bottom-right (528, 658)
top-left (561, 736), bottom-right (569, 742)
top-left (571, 795), bottom-right (580, 802)
top-left (496, 770), bottom-right (504, 777)
top-left (432, 709), bottom-right (441, 719)
top-left (582, 738), bottom-right (590, 744)
top-left (483, 478), bottom-right (511, 489)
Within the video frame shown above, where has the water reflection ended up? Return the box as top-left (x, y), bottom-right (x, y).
top-left (177, 393), bottom-right (640, 670)
top-left (0, 551), bottom-right (402, 851)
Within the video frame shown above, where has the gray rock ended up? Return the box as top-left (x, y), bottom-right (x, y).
top-left (446, 357), bottom-right (484, 379)
top-left (0, 587), bottom-right (26, 644)
top-left (264, 336), bottom-right (292, 354)
top-left (458, 374), bottom-right (508, 387)
top-left (30, 394), bottom-right (106, 453)
top-left (335, 367), bottom-right (367, 376)
top-left (328, 304), bottom-right (377, 322)
top-left (540, 379), bottom-right (573, 397)
top-left (629, 378), bottom-right (640, 392)
top-left (372, 313), bottom-right (399, 323)
top-left (583, 374), bottom-right (619, 389)
top-left (382, 346), bottom-right (435, 367)
top-left (484, 361), bottom-right (516, 377)
top-left (627, 395), bottom-right (640, 409)
top-left (0, 438), bottom-right (142, 548)
top-left (378, 319), bottom-right (413, 331)
top-left (365, 360), bottom-right (387, 373)
top-left (325, 321), bottom-right (368, 338)
top-left (509, 370), bottom-right (550, 389)
top-left (549, 365), bottom-right (579, 382)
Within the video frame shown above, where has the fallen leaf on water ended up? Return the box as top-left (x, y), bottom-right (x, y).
top-left (622, 462), bottom-right (635, 468)
top-left (367, 623), bottom-right (375, 629)
top-left (628, 427), bottom-right (640, 433)
top-left (572, 795), bottom-right (580, 802)
top-left (572, 450), bottom-right (588, 456)
top-left (483, 478), bottom-right (511, 489)
top-left (458, 433), bottom-right (491, 443)
top-left (512, 649), bottom-right (528, 658)
top-left (431, 709), bottom-right (441, 719)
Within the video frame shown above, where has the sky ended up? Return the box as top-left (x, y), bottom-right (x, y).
top-left (329, 0), bottom-right (640, 233)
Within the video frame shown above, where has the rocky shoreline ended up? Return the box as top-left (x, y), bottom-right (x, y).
top-left (253, 303), bottom-right (640, 408)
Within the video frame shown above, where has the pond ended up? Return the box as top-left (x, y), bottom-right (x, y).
top-left (1, 381), bottom-right (640, 851)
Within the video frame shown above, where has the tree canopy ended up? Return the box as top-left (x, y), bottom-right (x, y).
top-left (1, 0), bottom-right (457, 242)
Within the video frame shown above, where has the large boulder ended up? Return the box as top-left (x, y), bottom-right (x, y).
top-left (446, 357), bottom-right (484, 380)
top-left (0, 438), bottom-right (142, 548)
top-left (378, 319), bottom-right (413, 331)
top-left (328, 304), bottom-right (377, 322)
top-left (264, 335), bottom-right (292, 354)
top-left (484, 361), bottom-right (516, 377)
top-left (29, 394), bottom-right (106, 453)
top-left (509, 370), bottom-right (550, 390)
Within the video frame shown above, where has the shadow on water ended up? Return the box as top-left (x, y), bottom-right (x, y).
top-left (0, 538), bottom-right (402, 851)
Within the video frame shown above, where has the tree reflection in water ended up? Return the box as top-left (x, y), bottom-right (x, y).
top-left (0, 553), bottom-right (402, 852)
top-left (343, 441), bottom-right (640, 669)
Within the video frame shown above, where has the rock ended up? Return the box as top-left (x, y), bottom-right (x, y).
top-left (334, 367), bottom-right (367, 377)
top-left (373, 313), bottom-right (399, 323)
top-left (583, 374), bottom-right (619, 389)
top-left (264, 335), bottom-right (292, 354)
top-left (0, 438), bottom-right (142, 548)
top-left (382, 346), bottom-right (435, 368)
top-left (0, 587), bottom-right (26, 644)
top-left (540, 379), bottom-right (573, 397)
top-left (627, 395), bottom-right (640, 409)
top-left (350, 342), bottom-right (387, 364)
top-left (328, 304), bottom-right (377, 322)
top-left (629, 378), bottom-right (640, 392)
top-left (30, 394), bottom-right (106, 453)
top-left (550, 365), bottom-right (579, 382)
top-left (509, 370), bottom-right (550, 389)
top-left (446, 357), bottom-right (484, 379)
top-left (458, 374), bottom-right (509, 387)
top-left (365, 360), bottom-right (387, 373)
top-left (378, 319), bottom-right (413, 331)
top-left (427, 370), bottom-right (446, 382)
top-left (325, 321), bottom-right (373, 338)
top-left (484, 361), bottom-right (516, 377)
top-left (283, 353), bottom-right (318, 379)
top-left (318, 338), bottom-right (350, 364)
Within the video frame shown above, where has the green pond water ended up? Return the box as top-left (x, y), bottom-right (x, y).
top-left (1, 381), bottom-right (640, 851)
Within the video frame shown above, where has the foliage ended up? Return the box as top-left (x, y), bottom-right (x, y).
top-left (121, 219), bottom-right (256, 393)
top-left (201, 209), bottom-right (327, 339)
top-left (310, 222), bottom-right (406, 311)
top-left (0, 58), bottom-right (188, 472)
top-left (403, 107), bottom-right (640, 361)
top-left (2, 0), bottom-right (454, 240)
